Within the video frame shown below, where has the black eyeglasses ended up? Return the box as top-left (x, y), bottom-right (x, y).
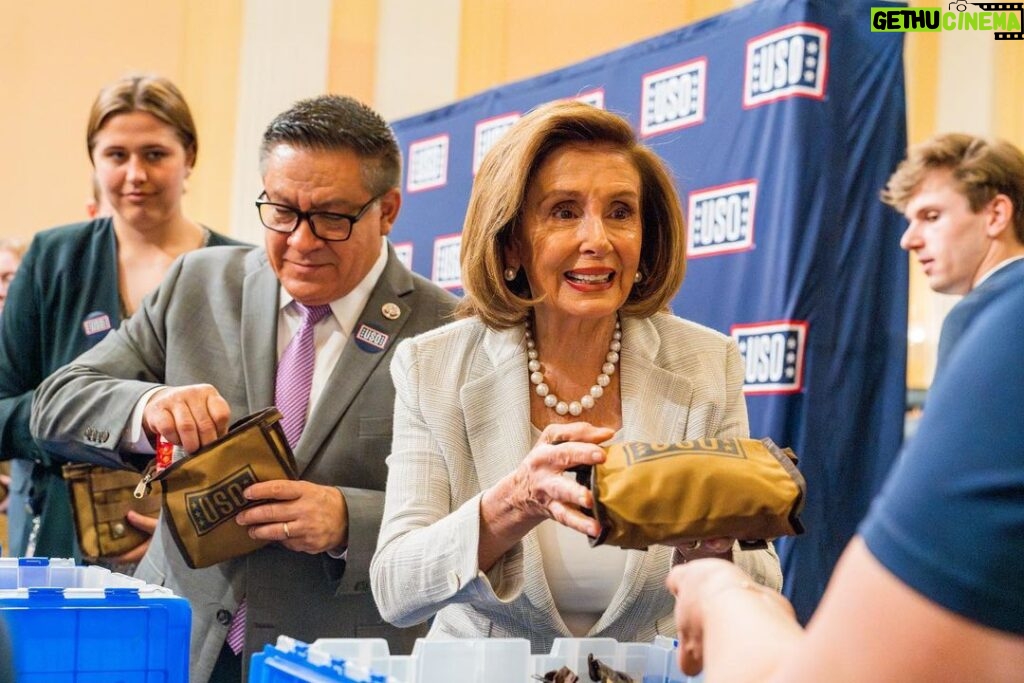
top-left (255, 191), bottom-right (384, 242)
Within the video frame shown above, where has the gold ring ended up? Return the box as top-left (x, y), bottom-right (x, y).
top-left (282, 522), bottom-right (290, 539)
top-left (687, 539), bottom-right (701, 550)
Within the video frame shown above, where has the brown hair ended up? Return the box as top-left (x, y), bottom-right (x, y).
top-left (457, 101), bottom-right (687, 329)
top-left (882, 132), bottom-right (1024, 243)
top-left (86, 74), bottom-right (197, 166)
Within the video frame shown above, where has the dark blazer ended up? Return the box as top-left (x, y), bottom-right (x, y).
top-left (0, 218), bottom-right (241, 558)
top-left (31, 244), bottom-right (456, 683)
top-left (935, 258), bottom-right (1024, 377)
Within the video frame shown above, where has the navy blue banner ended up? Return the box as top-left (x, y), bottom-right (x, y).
top-left (389, 0), bottom-right (908, 622)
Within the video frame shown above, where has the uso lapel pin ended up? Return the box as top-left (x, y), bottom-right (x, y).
top-left (82, 311), bottom-right (113, 337)
top-left (355, 323), bottom-right (390, 353)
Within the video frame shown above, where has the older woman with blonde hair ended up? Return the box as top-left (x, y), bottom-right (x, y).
top-left (371, 101), bottom-right (781, 649)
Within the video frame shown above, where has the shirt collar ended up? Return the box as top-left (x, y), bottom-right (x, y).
top-left (975, 255), bottom-right (1024, 288)
top-left (278, 237), bottom-right (390, 336)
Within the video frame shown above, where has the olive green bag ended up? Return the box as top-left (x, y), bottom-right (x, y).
top-left (63, 463), bottom-right (162, 560)
top-left (135, 407), bottom-right (298, 569)
top-left (582, 437), bottom-right (805, 550)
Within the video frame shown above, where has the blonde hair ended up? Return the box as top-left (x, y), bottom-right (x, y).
top-left (0, 238), bottom-right (26, 259)
top-left (882, 133), bottom-right (1024, 243)
top-left (457, 101), bottom-right (687, 329)
top-left (86, 74), bottom-right (197, 166)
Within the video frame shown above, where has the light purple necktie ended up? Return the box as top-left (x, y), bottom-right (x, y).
top-left (226, 301), bottom-right (332, 655)
top-left (274, 302), bottom-right (333, 448)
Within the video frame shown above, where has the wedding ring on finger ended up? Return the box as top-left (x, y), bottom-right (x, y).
top-left (686, 539), bottom-right (701, 550)
top-left (282, 522), bottom-right (290, 539)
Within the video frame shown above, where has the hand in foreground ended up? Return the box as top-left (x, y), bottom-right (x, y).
top-left (667, 558), bottom-right (794, 675)
top-left (142, 384), bottom-right (231, 453)
top-left (234, 479), bottom-right (347, 555)
top-left (109, 509), bottom-right (159, 563)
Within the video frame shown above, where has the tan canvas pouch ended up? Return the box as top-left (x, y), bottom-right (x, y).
top-left (586, 437), bottom-right (805, 550)
top-left (63, 463), bottom-right (162, 559)
top-left (135, 407), bottom-right (297, 569)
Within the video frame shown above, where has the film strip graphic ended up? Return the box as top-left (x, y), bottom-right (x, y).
top-left (970, 2), bottom-right (1024, 38)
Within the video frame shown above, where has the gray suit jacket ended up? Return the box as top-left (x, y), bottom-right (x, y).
top-left (371, 314), bottom-right (782, 654)
top-left (32, 244), bottom-right (456, 683)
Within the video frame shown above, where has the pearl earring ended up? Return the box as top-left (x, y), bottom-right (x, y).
top-left (504, 267), bottom-right (518, 281)
top-left (634, 271), bottom-right (643, 283)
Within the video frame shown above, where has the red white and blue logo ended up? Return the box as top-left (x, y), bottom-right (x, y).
top-left (573, 88), bottom-right (606, 109)
top-left (640, 57), bottom-right (707, 137)
top-left (687, 180), bottom-right (758, 258)
top-left (355, 323), bottom-right (391, 353)
top-left (431, 233), bottom-right (462, 291)
top-left (82, 311), bottom-right (113, 337)
top-left (393, 241), bottom-right (414, 270)
top-left (407, 134), bottom-right (450, 193)
top-left (743, 23), bottom-right (829, 108)
top-left (473, 112), bottom-right (520, 175)
top-left (731, 320), bottom-right (808, 395)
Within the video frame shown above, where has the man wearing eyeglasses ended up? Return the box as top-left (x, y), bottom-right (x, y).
top-left (31, 95), bottom-right (456, 683)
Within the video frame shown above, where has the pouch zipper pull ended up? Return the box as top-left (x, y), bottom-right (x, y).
top-left (134, 462), bottom-right (158, 499)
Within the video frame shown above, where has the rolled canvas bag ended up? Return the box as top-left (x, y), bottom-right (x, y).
top-left (63, 463), bottom-right (162, 559)
top-left (135, 407), bottom-right (297, 569)
top-left (583, 437), bottom-right (805, 550)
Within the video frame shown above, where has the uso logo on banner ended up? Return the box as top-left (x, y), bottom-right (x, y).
top-left (640, 57), bottom-right (707, 137)
top-left (393, 241), bottom-right (414, 270)
top-left (432, 233), bottom-right (462, 290)
top-left (731, 320), bottom-right (808, 395)
top-left (687, 180), bottom-right (757, 257)
top-left (743, 23), bottom-right (829, 108)
top-left (473, 112), bottom-right (520, 174)
top-left (407, 134), bottom-right (449, 193)
top-left (574, 88), bottom-right (606, 109)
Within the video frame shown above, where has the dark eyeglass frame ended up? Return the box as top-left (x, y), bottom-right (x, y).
top-left (255, 191), bottom-right (384, 242)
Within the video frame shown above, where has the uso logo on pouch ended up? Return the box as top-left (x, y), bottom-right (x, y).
top-left (82, 311), bottom-right (113, 337)
top-left (623, 438), bottom-right (747, 466)
top-left (186, 466), bottom-right (259, 535)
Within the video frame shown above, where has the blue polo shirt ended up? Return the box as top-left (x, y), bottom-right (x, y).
top-left (860, 280), bottom-right (1024, 635)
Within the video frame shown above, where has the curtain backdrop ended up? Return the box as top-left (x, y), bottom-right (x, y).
top-left (389, 0), bottom-right (908, 622)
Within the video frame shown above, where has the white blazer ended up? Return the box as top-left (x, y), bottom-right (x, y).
top-left (371, 313), bottom-right (782, 652)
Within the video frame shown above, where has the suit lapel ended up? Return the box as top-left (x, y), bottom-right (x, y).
top-left (462, 325), bottom-right (532, 491)
top-left (295, 250), bottom-right (414, 474)
top-left (240, 253), bottom-right (279, 415)
top-left (620, 316), bottom-right (695, 443)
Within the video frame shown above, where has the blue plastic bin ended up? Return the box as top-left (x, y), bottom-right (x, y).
top-left (0, 557), bottom-right (191, 683)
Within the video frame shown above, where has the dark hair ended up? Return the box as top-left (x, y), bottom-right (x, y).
top-left (457, 101), bottom-right (687, 329)
top-left (86, 74), bottom-right (197, 165)
top-left (260, 94), bottom-right (401, 195)
top-left (882, 132), bottom-right (1024, 244)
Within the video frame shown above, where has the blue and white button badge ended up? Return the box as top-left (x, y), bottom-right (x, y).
top-left (355, 323), bottom-right (390, 353)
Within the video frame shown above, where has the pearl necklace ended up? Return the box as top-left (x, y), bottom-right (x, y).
top-left (525, 316), bottom-right (622, 417)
